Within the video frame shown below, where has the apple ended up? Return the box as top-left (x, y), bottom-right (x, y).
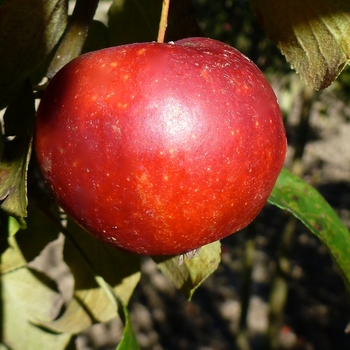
top-left (35, 37), bottom-right (286, 256)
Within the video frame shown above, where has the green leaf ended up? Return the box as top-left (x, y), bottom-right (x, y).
top-left (268, 168), bottom-right (350, 292)
top-left (166, 0), bottom-right (203, 41)
top-left (249, 0), bottom-right (350, 90)
top-left (38, 219), bottom-right (141, 334)
top-left (1, 267), bottom-right (72, 350)
top-left (82, 19), bottom-right (110, 54)
top-left (154, 241), bottom-right (221, 300)
top-left (108, 0), bottom-right (162, 45)
top-left (0, 0), bottom-right (68, 107)
top-left (0, 81), bottom-right (35, 224)
top-left (116, 297), bottom-right (140, 350)
top-left (0, 203), bottom-right (61, 275)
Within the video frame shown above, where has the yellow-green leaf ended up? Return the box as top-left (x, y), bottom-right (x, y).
top-left (38, 219), bottom-right (141, 334)
top-left (249, 0), bottom-right (350, 90)
top-left (1, 267), bottom-right (72, 350)
top-left (0, 204), bottom-right (61, 275)
top-left (154, 241), bottom-right (221, 300)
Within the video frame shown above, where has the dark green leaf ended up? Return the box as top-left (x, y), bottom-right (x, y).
top-left (82, 19), bottom-right (110, 53)
top-left (108, 0), bottom-right (162, 45)
top-left (166, 0), bottom-right (203, 41)
top-left (0, 0), bottom-right (67, 107)
top-left (268, 168), bottom-right (350, 292)
top-left (0, 81), bottom-right (35, 224)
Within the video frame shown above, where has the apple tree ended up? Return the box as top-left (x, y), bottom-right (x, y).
top-left (0, 0), bottom-right (349, 349)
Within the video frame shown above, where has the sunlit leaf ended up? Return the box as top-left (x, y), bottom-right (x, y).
top-left (108, 0), bottom-right (162, 45)
top-left (0, 0), bottom-right (68, 107)
top-left (0, 203), bottom-right (61, 274)
top-left (154, 241), bottom-right (221, 300)
top-left (0, 81), bottom-right (35, 224)
top-left (1, 267), bottom-right (72, 350)
top-left (268, 168), bottom-right (350, 292)
top-left (38, 219), bottom-right (141, 333)
top-left (249, 0), bottom-right (350, 90)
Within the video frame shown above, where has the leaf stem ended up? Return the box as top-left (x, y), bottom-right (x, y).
top-left (47, 0), bottom-right (99, 78)
top-left (157, 0), bottom-right (170, 43)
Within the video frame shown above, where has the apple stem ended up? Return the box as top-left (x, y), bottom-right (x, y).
top-left (47, 0), bottom-right (99, 79)
top-left (157, 0), bottom-right (171, 43)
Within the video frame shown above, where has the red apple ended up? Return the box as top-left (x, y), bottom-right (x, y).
top-left (35, 37), bottom-right (286, 255)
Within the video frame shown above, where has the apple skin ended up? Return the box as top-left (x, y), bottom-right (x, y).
top-left (35, 37), bottom-right (286, 255)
